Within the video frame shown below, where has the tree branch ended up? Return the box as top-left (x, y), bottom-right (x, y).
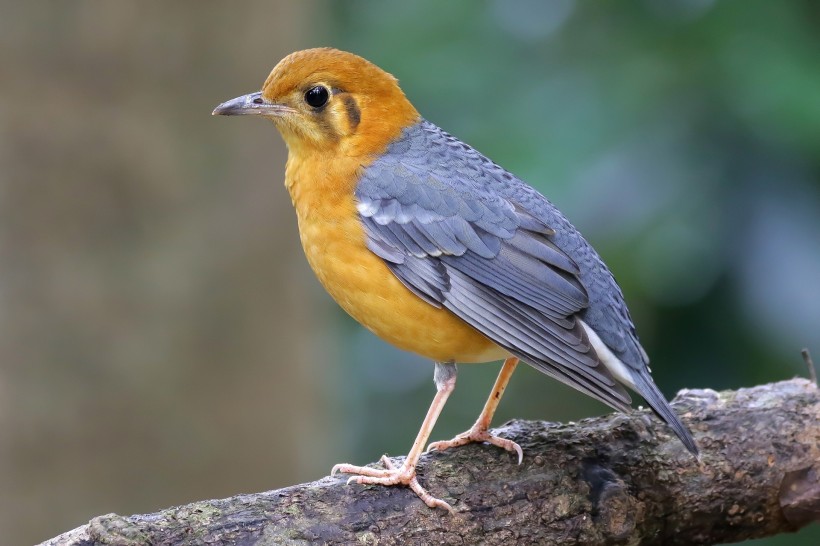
top-left (41, 379), bottom-right (820, 545)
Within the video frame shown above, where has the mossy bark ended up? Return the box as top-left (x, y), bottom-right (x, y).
top-left (40, 379), bottom-right (820, 546)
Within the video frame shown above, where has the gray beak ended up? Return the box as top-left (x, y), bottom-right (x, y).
top-left (212, 91), bottom-right (293, 116)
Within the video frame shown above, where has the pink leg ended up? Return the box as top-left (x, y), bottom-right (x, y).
top-left (428, 357), bottom-right (522, 463)
top-left (332, 362), bottom-right (458, 512)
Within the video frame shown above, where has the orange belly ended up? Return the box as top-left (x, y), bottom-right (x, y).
top-left (287, 159), bottom-right (502, 364)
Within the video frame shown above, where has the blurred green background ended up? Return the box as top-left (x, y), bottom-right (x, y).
top-left (1, 1), bottom-right (817, 544)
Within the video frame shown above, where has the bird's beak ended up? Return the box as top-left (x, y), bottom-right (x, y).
top-left (212, 91), bottom-right (294, 117)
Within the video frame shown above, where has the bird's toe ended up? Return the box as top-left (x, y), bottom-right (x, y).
top-left (428, 427), bottom-right (523, 464)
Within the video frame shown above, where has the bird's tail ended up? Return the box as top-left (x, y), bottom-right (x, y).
top-left (632, 372), bottom-right (699, 457)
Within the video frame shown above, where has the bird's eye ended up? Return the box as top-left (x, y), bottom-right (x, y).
top-left (304, 86), bottom-right (329, 108)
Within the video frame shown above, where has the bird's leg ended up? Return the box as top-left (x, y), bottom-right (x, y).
top-left (331, 361), bottom-right (457, 512)
top-left (428, 357), bottom-right (522, 463)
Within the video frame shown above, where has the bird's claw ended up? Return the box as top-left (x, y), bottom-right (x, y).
top-left (331, 461), bottom-right (390, 478)
top-left (332, 455), bottom-right (454, 512)
top-left (428, 427), bottom-right (523, 464)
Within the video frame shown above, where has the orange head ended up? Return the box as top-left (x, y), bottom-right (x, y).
top-left (213, 48), bottom-right (420, 158)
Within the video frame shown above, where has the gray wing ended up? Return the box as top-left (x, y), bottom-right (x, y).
top-left (356, 139), bottom-right (632, 412)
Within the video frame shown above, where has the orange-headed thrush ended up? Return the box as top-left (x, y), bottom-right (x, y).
top-left (213, 48), bottom-right (698, 511)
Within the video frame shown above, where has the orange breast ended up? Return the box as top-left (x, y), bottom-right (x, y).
top-left (285, 152), bottom-right (503, 364)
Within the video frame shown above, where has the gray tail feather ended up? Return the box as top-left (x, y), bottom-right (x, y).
top-left (632, 372), bottom-right (699, 456)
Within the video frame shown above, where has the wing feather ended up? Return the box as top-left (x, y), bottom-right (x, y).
top-left (355, 132), bottom-right (633, 412)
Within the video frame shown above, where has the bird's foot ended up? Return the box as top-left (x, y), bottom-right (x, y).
top-left (331, 455), bottom-right (454, 512)
top-left (428, 426), bottom-right (523, 464)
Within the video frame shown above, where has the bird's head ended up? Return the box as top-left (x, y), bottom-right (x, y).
top-left (213, 48), bottom-right (419, 157)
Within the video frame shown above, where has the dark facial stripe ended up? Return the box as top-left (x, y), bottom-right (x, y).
top-left (341, 94), bottom-right (361, 130)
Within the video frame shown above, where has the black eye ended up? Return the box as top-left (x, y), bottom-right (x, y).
top-left (304, 86), bottom-right (329, 108)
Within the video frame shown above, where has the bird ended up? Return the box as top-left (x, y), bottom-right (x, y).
top-left (213, 47), bottom-right (698, 512)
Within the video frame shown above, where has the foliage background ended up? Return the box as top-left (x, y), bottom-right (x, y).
top-left (1, 1), bottom-right (817, 544)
